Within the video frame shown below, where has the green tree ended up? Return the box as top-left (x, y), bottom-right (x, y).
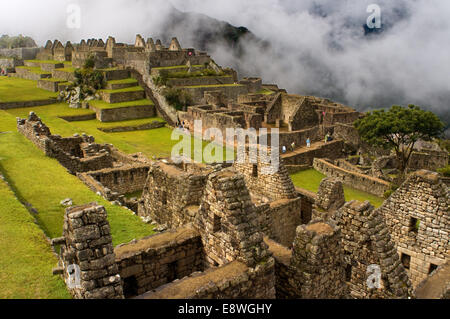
top-left (355, 105), bottom-right (444, 180)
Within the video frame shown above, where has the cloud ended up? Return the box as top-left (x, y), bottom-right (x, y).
top-left (0, 0), bottom-right (449, 127)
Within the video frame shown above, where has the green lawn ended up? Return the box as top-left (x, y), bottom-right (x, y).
top-left (16, 66), bottom-right (51, 75)
top-left (290, 169), bottom-right (384, 208)
top-left (0, 111), bottom-right (155, 246)
top-left (0, 177), bottom-right (71, 299)
top-left (0, 77), bottom-right (57, 102)
top-left (182, 84), bottom-right (244, 88)
top-left (25, 59), bottom-right (66, 65)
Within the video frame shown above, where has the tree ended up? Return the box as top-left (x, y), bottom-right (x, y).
top-left (354, 105), bottom-right (444, 180)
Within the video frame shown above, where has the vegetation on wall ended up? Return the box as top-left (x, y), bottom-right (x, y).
top-left (162, 87), bottom-right (193, 111)
top-left (0, 34), bottom-right (37, 49)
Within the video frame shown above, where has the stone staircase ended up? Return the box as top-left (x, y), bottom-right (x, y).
top-left (87, 68), bottom-right (156, 122)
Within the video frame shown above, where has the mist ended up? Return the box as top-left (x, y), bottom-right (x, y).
top-left (1, 0), bottom-right (449, 130)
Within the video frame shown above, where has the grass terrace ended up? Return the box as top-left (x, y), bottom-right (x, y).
top-left (0, 177), bottom-right (71, 299)
top-left (181, 83), bottom-right (244, 88)
top-left (89, 98), bottom-right (152, 109)
top-left (16, 66), bottom-right (51, 75)
top-left (290, 169), bottom-right (384, 208)
top-left (0, 110), bottom-right (155, 246)
top-left (152, 65), bottom-right (203, 70)
top-left (0, 77), bottom-right (57, 102)
top-left (25, 59), bottom-right (72, 65)
top-left (258, 88), bottom-right (275, 95)
top-left (99, 86), bottom-right (144, 94)
top-left (107, 78), bottom-right (138, 85)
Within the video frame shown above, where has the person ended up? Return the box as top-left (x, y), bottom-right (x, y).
top-left (291, 142), bottom-right (295, 152)
top-left (306, 137), bottom-right (311, 148)
top-left (282, 145), bottom-right (287, 154)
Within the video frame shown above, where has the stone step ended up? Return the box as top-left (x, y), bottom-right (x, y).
top-left (105, 78), bottom-right (139, 90)
top-left (37, 78), bottom-right (70, 92)
top-left (101, 69), bottom-right (130, 81)
top-left (167, 75), bottom-right (234, 88)
top-left (88, 99), bottom-right (156, 122)
top-left (99, 87), bottom-right (145, 104)
top-left (14, 67), bottom-right (52, 81)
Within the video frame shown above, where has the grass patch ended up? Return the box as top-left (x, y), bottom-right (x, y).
top-left (89, 98), bottom-right (153, 110)
top-left (257, 88), bottom-right (274, 95)
top-left (95, 117), bottom-right (165, 129)
top-left (290, 169), bottom-right (384, 208)
top-left (0, 111), bottom-right (155, 246)
top-left (0, 177), bottom-right (71, 299)
top-left (152, 65), bottom-right (203, 70)
top-left (0, 77), bottom-right (57, 102)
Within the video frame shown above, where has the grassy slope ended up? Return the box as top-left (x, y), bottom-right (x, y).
top-left (0, 77), bottom-right (57, 102)
top-left (0, 177), bottom-right (70, 299)
top-left (0, 111), bottom-right (154, 246)
top-left (290, 169), bottom-right (384, 208)
top-left (89, 99), bottom-right (153, 109)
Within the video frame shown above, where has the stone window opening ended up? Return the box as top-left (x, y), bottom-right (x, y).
top-left (123, 276), bottom-right (138, 298)
top-left (213, 214), bottom-right (222, 233)
top-left (167, 261), bottom-right (178, 283)
top-left (161, 191), bottom-right (167, 205)
top-left (113, 172), bottom-right (119, 184)
top-left (401, 253), bottom-right (411, 270)
top-left (345, 264), bottom-right (352, 282)
top-left (428, 263), bottom-right (438, 274)
top-left (252, 164), bottom-right (258, 177)
top-left (409, 217), bottom-right (420, 234)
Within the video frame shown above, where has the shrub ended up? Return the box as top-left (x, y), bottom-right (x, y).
top-left (437, 165), bottom-right (450, 177)
top-left (163, 88), bottom-right (193, 111)
top-left (384, 184), bottom-right (399, 199)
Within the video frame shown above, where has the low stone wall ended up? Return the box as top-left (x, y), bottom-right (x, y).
top-left (99, 89), bottom-right (145, 104)
top-left (114, 225), bottom-right (204, 298)
top-left (0, 47), bottom-right (39, 60)
top-left (167, 76), bottom-right (234, 87)
top-left (282, 140), bottom-right (344, 166)
top-left (136, 259), bottom-right (275, 299)
top-left (91, 104), bottom-right (155, 122)
top-left (0, 98), bottom-right (57, 110)
top-left (52, 69), bottom-right (76, 82)
top-left (182, 85), bottom-right (248, 104)
top-left (313, 158), bottom-right (389, 197)
top-left (80, 165), bottom-right (150, 198)
top-left (258, 198), bottom-right (302, 247)
top-left (37, 79), bottom-right (65, 92)
top-left (59, 113), bottom-right (97, 122)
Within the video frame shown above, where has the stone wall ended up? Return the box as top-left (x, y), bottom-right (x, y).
top-left (114, 225), bottom-right (204, 298)
top-left (17, 113), bottom-right (115, 174)
top-left (316, 178), bottom-right (345, 211)
top-left (90, 104), bottom-right (155, 122)
top-left (182, 85), bottom-right (248, 104)
top-left (313, 158), bottom-right (390, 197)
top-left (136, 259), bottom-right (275, 299)
top-left (282, 140), bottom-right (344, 166)
top-left (194, 169), bottom-right (273, 268)
top-left (378, 170), bottom-right (449, 287)
top-left (335, 201), bottom-right (413, 298)
top-left (0, 47), bottom-right (39, 60)
top-left (77, 165), bottom-right (150, 201)
top-left (266, 220), bottom-right (348, 299)
top-left (139, 162), bottom-right (211, 228)
top-left (51, 203), bottom-right (124, 299)
top-left (233, 151), bottom-right (297, 202)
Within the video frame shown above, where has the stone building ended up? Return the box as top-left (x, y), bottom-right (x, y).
top-left (378, 170), bottom-right (449, 288)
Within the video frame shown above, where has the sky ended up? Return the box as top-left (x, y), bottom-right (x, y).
top-left (1, 0), bottom-right (449, 129)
